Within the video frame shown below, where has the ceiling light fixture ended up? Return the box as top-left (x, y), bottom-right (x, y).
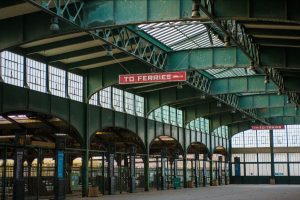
top-left (191, 0), bottom-right (200, 18)
top-left (264, 75), bottom-right (270, 84)
top-left (106, 44), bottom-right (113, 56)
top-left (50, 17), bottom-right (59, 32)
top-left (224, 36), bottom-right (230, 47)
top-left (177, 82), bottom-right (183, 89)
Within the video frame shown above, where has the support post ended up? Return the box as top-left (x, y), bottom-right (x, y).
top-left (55, 134), bottom-right (66, 200)
top-left (1, 145), bottom-right (7, 200)
top-left (143, 154), bottom-right (149, 191)
top-left (203, 154), bottom-right (207, 187)
top-left (194, 153), bottom-right (199, 187)
top-left (183, 153), bottom-right (187, 188)
top-left (160, 148), bottom-right (167, 190)
top-left (218, 156), bottom-right (222, 185)
top-left (13, 134), bottom-right (25, 200)
top-left (107, 144), bottom-right (116, 195)
top-left (270, 129), bottom-right (275, 183)
top-left (36, 148), bottom-right (43, 200)
top-left (129, 146), bottom-right (136, 193)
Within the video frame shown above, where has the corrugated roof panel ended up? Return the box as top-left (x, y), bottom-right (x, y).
top-left (138, 21), bottom-right (224, 51)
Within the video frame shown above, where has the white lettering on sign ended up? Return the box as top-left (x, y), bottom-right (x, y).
top-left (119, 71), bottom-right (187, 84)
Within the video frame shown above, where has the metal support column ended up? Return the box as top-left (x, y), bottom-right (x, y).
top-left (218, 156), bottom-right (222, 185)
top-left (143, 154), bottom-right (149, 191)
top-left (203, 154), bottom-right (207, 187)
top-left (36, 148), bottom-right (43, 200)
top-left (183, 153), bottom-right (187, 188)
top-left (81, 148), bottom-right (89, 197)
top-left (13, 134), bottom-right (25, 200)
top-left (160, 148), bottom-right (167, 190)
top-left (172, 151), bottom-right (179, 189)
top-left (270, 129), bottom-right (275, 183)
top-left (194, 153), bottom-right (199, 187)
top-left (224, 155), bottom-right (229, 185)
top-left (129, 146), bottom-right (136, 193)
top-left (107, 145), bottom-right (116, 195)
top-left (1, 145), bottom-right (7, 200)
top-left (55, 134), bottom-right (66, 200)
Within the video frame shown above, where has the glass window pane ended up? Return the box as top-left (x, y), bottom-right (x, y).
top-left (0, 51), bottom-right (24, 87)
top-left (26, 58), bottom-right (46, 92)
top-left (49, 66), bottom-right (65, 97)
top-left (68, 72), bottom-right (83, 102)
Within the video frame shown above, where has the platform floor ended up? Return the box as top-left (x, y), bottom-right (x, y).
top-left (71, 185), bottom-right (300, 200)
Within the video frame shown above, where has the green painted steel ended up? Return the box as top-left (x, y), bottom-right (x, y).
top-left (0, 13), bottom-right (76, 51)
top-left (213, 0), bottom-right (300, 24)
top-left (83, 0), bottom-right (192, 28)
top-left (82, 0), bottom-right (300, 28)
top-left (257, 107), bottom-right (300, 118)
top-left (239, 94), bottom-right (289, 109)
top-left (268, 116), bottom-right (300, 125)
top-left (210, 75), bottom-right (278, 95)
top-left (166, 47), bottom-right (250, 71)
top-left (261, 47), bottom-right (300, 69)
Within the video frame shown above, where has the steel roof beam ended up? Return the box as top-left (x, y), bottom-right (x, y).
top-left (210, 75), bottom-right (278, 95)
top-left (166, 47), bottom-right (250, 71)
top-left (82, 0), bottom-right (300, 28)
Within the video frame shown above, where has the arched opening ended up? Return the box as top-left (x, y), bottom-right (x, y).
top-left (0, 111), bottom-right (83, 199)
top-left (186, 142), bottom-right (210, 187)
top-left (212, 146), bottom-right (228, 186)
top-left (149, 135), bottom-right (184, 191)
top-left (89, 127), bottom-right (146, 195)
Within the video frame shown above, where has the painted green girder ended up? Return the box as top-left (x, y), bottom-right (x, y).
top-left (210, 75), bottom-right (278, 95)
top-left (166, 47), bottom-right (250, 71)
top-left (81, 0), bottom-right (300, 28)
top-left (257, 107), bottom-right (300, 118)
top-left (0, 12), bottom-right (76, 51)
top-left (261, 47), bottom-right (300, 70)
top-left (212, 0), bottom-right (300, 24)
top-left (239, 94), bottom-right (290, 109)
top-left (268, 116), bottom-right (300, 125)
top-left (83, 0), bottom-right (193, 28)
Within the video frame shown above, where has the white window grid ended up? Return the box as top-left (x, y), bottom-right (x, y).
top-left (170, 107), bottom-right (177, 125)
top-left (162, 106), bottom-right (169, 123)
top-left (124, 92), bottom-right (134, 115)
top-left (26, 58), bottom-right (46, 92)
top-left (89, 92), bottom-right (98, 106)
top-left (287, 125), bottom-right (300, 147)
top-left (99, 87), bottom-right (111, 109)
top-left (0, 51), bottom-right (24, 87)
top-left (113, 87), bottom-right (123, 112)
top-left (135, 95), bottom-right (144, 117)
top-left (232, 132), bottom-right (244, 148)
top-left (49, 66), bottom-right (65, 97)
top-left (177, 109), bottom-right (183, 127)
top-left (68, 72), bottom-right (83, 102)
top-left (154, 108), bottom-right (162, 122)
top-left (274, 129), bottom-right (287, 147)
top-left (257, 130), bottom-right (270, 147)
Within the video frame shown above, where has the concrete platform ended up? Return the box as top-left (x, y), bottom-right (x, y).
top-left (70, 185), bottom-right (300, 200)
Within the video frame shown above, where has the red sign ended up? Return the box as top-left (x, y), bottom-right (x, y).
top-left (251, 125), bottom-right (285, 130)
top-left (119, 71), bottom-right (186, 85)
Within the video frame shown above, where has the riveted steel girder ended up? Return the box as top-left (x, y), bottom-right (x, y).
top-left (257, 107), bottom-right (300, 118)
top-left (210, 75), bottom-right (278, 95)
top-left (81, 0), bottom-right (300, 28)
top-left (166, 47), bottom-right (250, 71)
top-left (239, 94), bottom-right (290, 109)
top-left (268, 116), bottom-right (300, 125)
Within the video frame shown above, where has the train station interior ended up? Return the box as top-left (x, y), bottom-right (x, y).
top-left (1, 0), bottom-right (300, 199)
